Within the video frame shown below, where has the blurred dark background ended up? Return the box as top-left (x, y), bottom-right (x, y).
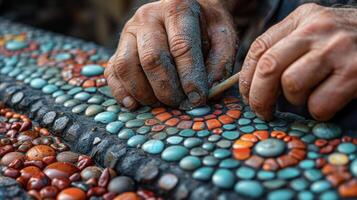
top-left (0, 0), bottom-right (151, 48)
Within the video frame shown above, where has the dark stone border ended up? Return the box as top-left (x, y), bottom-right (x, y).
top-left (0, 74), bottom-right (244, 200)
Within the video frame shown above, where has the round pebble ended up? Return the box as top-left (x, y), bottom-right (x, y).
top-left (127, 135), bottom-right (147, 147)
top-left (254, 138), bottom-right (286, 158)
top-left (161, 145), bottom-right (189, 162)
top-left (212, 169), bottom-right (235, 189)
top-left (328, 153), bottom-right (349, 165)
top-left (179, 156), bottom-right (201, 171)
top-left (192, 167), bottom-right (214, 181)
top-left (81, 64), bottom-right (105, 77)
top-left (337, 143), bottom-right (356, 154)
top-left (235, 180), bottom-right (264, 198)
top-left (57, 187), bottom-right (86, 200)
top-left (108, 176), bottom-right (134, 193)
top-left (26, 145), bottom-right (56, 161)
top-left (313, 123), bottom-right (341, 139)
top-left (142, 140), bottom-right (164, 154)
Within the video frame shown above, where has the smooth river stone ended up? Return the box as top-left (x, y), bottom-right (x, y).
top-left (125, 119), bottom-right (144, 128)
top-left (55, 53), bottom-right (71, 61)
top-left (212, 169), bottom-right (235, 189)
top-left (85, 105), bottom-right (104, 117)
top-left (1, 152), bottom-right (25, 166)
top-left (106, 121), bottom-right (124, 134)
top-left (56, 151), bottom-right (79, 164)
top-left (183, 137), bottom-right (202, 148)
top-left (179, 156), bottom-right (201, 171)
top-left (161, 145), bottom-right (189, 162)
top-left (80, 166), bottom-right (102, 181)
top-left (127, 135), bottom-right (147, 147)
top-left (254, 138), bottom-right (286, 158)
top-left (193, 167), bottom-right (214, 181)
top-left (235, 180), bottom-right (264, 198)
top-left (26, 145), bottom-right (56, 161)
top-left (118, 129), bottom-right (135, 140)
top-left (42, 84), bottom-right (59, 94)
top-left (74, 92), bottom-right (91, 101)
top-left (313, 123), bottom-right (341, 139)
top-left (5, 40), bottom-right (28, 50)
top-left (351, 159), bottom-right (357, 177)
top-left (30, 78), bottom-right (47, 89)
top-left (94, 111), bottom-right (117, 123)
top-left (337, 143), bottom-right (356, 154)
top-left (142, 140), bottom-right (165, 154)
top-left (108, 176), bottom-right (135, 193)
top-left (81, 64), bottom-right (105, 77)
top-left (57, 187), bottom-right (86, 200)
top-left (186, 105), bottom-right (211, 116)
top-left (44, 162), bottom-right (79, 179)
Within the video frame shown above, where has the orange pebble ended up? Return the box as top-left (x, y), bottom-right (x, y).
top-left (192, 122), bottom-right (205, 131)
top-left (206, 119), bottom-right (222, 130)
top-left (240, 134), bottom-right (258, 142)
top-left (114, 192), bottom-right (141, 200)
top-left (151, 107), bottom-right (166, 115)
top-left (218, 115), bottom-right (234, 124)
top-left (226, 110), bottom-right (241, 119)
top-left (233, 148), bottom-right (251, 160)
top-left (155, 112), bottom-right (172, 122)
top-left (165, 118), bottom-right (180, 126)
top-left (271, 131), bottom-right (286, 139)
top-left (233, 140), bottom-right (254, 149)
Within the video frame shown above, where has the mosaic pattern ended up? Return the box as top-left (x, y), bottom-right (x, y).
top-left (0, 20), bottom-right (356, 199)
top-left (0, 103), bottom-right (160, 199)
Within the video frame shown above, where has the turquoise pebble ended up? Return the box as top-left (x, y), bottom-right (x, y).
top-left (118, 113), bottom-right (136, 122)
top-left (243, 111), bottom-right (256, 119)
top-left (142, 140), bottom-right (165, 154)
top-left (161, 145), bottom-right (188, 161)
top-left (213, 149), bottom-right (231, 159)
top-left (202, 142), bottom-right (215, 151)
top-left (85, 105), bottom-right (104, 117)
top-left (257, 171), bottom-right (275, 180)
top-left (186, 105), bottom-right (211, 116)
top-left (299, 160), bottom-right (315, 169)
top-left (74, 92), bottom-right (91, 101)
top-left (219, 159), bottom-right (239, 168)
top-left (208, 135), bottom-right (221, 142)
top-left (118, 129), bottom-right (135, 139)
top-left (254, 138), bottom-right (285, 158)
top-left (288, 130), bottom-right (305, 137)
top-left (268, 189), bottom-right (294, 200)
top-left (179, 156), bottom-right (201, 170)
top-left (212, 169), bottom-right (235, 189)
top-left (216, 140), bottom-right (232, 148)
top-left (30, 78), bottom-right (47, 89)
top-left (183, 138), bottom-right (202, 148)
top-left (304, 169), bottom-right (323, 181)
top-left (320, 190), bottom-right (338, 200)
top-left (291, 178), bottom-right (308, 191)
top-left (52, 90), bottom-right (64, 98)
top-left (136, 126), bottom-right (151, 134)
top-left (307, 152), bottom-right (321, 159)
top-left (298, 191), bottom-right (314, 200)
top-left (311, 180), bottom-right (331, 193)
top-left (192, 167), bottom-right (214, 181)
top-left (313, 123), bottom-right (341, 139)
top-left (127, 135), bottom-right (147, 147)
top-left (63, 99), bottom-right (80, 108)
top-left (42, 84), bottom-right (58, 94)
top-left (235, 180), bottom-right (264, 198)
top-left (222, 131), bottom-right (240, 140)
top-left (55, 95), bottom-right (71, 104)
top-left (106, 121), bottom-right (124, 134)
top-left (255, 124), bottom-right (269, 130)
top-left (197, 130), bottom-right (210, 137)
top-left (94, 111), bottom-right (117, 124)
top-left (337, 143), bottom-right (356, 154)
top-left (190, 147), bottom-right (208, 156)
top-left (102, 99), bottom-right (117, 106)
top-left (98, 86), bottom-right (114, 98)
top-left (84, 87), bottom-right (97, 93)
top-left (253, 118), bottom-right (265, 123)
top-left (179, 129), bottom-right (196, 137)
top-left (166, 127), bottom-right (179, 135)
top-left (125, 119), bottom-right (144, 128)
top-left (167, 136), bottom-right (184, 145)
top-left (236, 166), bottom-right (255, 179)
top-left (87, 95), bottom-right (104, 104)
top-left (301, 134), bottom-right (316, 143)
top-left (238, 118), bottom-right (251, 125)
top-left (136, 113), bottom-right (153, 120)
top-left (68, 87), bottom-right (82, 95)
top-left (239, 125), bottom-right (255, 133)
top-left (263, 180), bottom-right (287, 190)
top-left (202, 156), bottom-right (219, 166)
top-left (291, 122), bottom-right (310, 133)
top-left (54, 53), bottom-right (71, 61)
top-left (351, 159), bottom-right (357, 177)
top-left (81, 64), bottom-right (105, 77)
top-left (278, 167), bottom-right (300, 179)
top-left (71, 104), bottom-right (88, 114)
top-left (106, 105), bottom-right (121, 113)
top-left (223, 124), bottom-right (236, 130)
top-left (5, 40), bottom-right (28, 50)
top-left (151, 132), bottom-right (167, 140)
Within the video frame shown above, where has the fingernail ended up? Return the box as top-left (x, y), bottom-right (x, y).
top-left (188, 91), bottom-right (202, 105)
top-left (122, 96), bottom-right (135, 108)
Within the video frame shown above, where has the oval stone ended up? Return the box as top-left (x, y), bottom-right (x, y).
top-left (108, 176), bottom-right (135, 193)
top-left (30, 78), bottom-right (47, 89)
top-left (94, 111), bottom-right (117, 124)
top-left (235, 180), bottom-right (264, 198)
top-left (142, 140), bottom-right (165, 154)
top-left (161, 146), bottom-right (189, 162)
top-left (44, 162), bottom-right (79, 179)
top-left (1, 152), bottom-right (25, 166)
top-left (313, 123), bottom-right (341, 139)
top-left (351, 159), bottom-right (357, 177)
top-left (337, 143), bottom-right (356, 154)
top-left (254, 138), bottom-right (286, 158)
top-left (6, 40), bottom-right (28, 50)
top-left (127, 135), bottom-right (147, 147)
top-left (57, 187), bottom-right (86, 200)
top-left (80, 166), bottom-right (102, 181)
top-left (26, 145), bottom-right (56, 161)
top-left (179, 156), bottom-right (201, 171)
top-left (56, 151), bottom-right (79, 164)
top-left (192, 167), bottom-right (214, 181)
top-left (81, 64), bottom-right (105, 77)
top-left (212, 169), bottom-right (235, 189)
top-left (186, 106), bottom-right (211, 116)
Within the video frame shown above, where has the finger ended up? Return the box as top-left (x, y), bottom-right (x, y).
top-left (239, 15), bottom-right (298, 103)
top-left (199, 7), bottom-right (210, 60)
top-left (308, 74), bottom-right (357, 121)
top-left (249, 34), bottom-right (310, 120)
top-left (104, 62), bottom-right (139, 110)
top-left (281, 50), bottom-right (333, 106)
top-left (163, 0), bottom-right (208, 106)
top-left (112, 31), bottom-right (158, 106)
top-left (137, 24), bottom-right (186, 107)
top-left (206, 22), bottom-right (237, 87)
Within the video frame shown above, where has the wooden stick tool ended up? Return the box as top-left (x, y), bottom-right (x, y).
top-left (208, 72), bottom-right (240, 100)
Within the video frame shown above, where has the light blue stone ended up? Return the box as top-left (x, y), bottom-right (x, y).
top-left (179, 156), bottom-right (201, 170)
top-left (161, 145), bottom-right (188, 161)
top-left (253, 118), bottom-right (265, 123)
top-left (127, 135), bottom-right (147, 147)
top-left (87, 95), bottom-right (104, 104)
top-left (136, 113), bottom-right (153, 120)
top-left (84, 87), bottom-right (97, 93)
top-left (255, 124), bottom-right (269, 130)
top-left (106, 121), bottom-right (124, 134)
top-left (179, 129), bottom-right (195, 137)
top-left (235, 180), bottom-right (264, 198)
top-left (291, 178), bottom-right (308, 191)
top-left (42, 84), bottom-right (58, 94)
top-left (243, 111), bottom-right (256, 119)
top-left (304, 169), bottom-right (323, 181)
top-left (30, 78), bottom-right (47, 89)
top-left (118, 113), bottom-right (136, 122)
top-left (311, 180), bottom-right (331, 193)
top-left (5, 40), bottom-right (28, 50)
top-left (142, 140), bottom-right (164, 154)
top-left (213, 149), bottom-right (231, 159)
top-left (298, 191), bottom-right (314, 200)
top-left (186, 105), bottom-right (211, 116)
top-left (81, 64), bottom-right (105, 77)
top-left (202, 156), bottom-right (219, 166)
top-left (118, 129), bottom-right (135, 139)
top-left (71, 104), bottom-right (88, 114)
top-left (337, 143), bottom-right (356, 154)
top-left (63, 99), bottom-right (81, 108)
top-left (299, 160), bottom-right (315, 169)
top-left (278, 167), bottom-right (300, 179)
top-left (106, 105), bottom-right (121, 113)
top-left (216, 140), bottom-right (232, 148)
top-left (351, 159), bottom-right (357, 177)
top-left (125, 119), bottom-right (144, 128)
top-left (223, 124), bottom-right (236, 131)
top-left (98, 86), bottom-right (114, 98)
top-left (190, 147), bottom-right (208, 156)
top-left (257, 171), bottom-right (275, 180)
top-left (74, 92), bottom-right (91, 101)
top-left (219, 159), bottom-right (239, 168)
top-left (238, 118), bottom-right (251, 125)
top-left (313, 123), bottom-right (341, 139)
top-left (52, 90), bottom-right (64, 98)
top-left (236, 166), bottom-right (255, 179)
top-left (268, 189), bottom-right (294, 200)
top-left (102, 99), bottom-right (117, 106)
top-left (263, 180), bottom-right (287, 190)
top-left (136, 126), bottom-right (151, 134)
top-left (208, 135), bottom-right (221, 142)
top-left (239, 125), bottom-right (255, 133)
top-left (166, 127), bottom-right (179, 135)
top-left (183, 138), bottom-right (202, 148)
top-left (192, 167), bottom-right (214, 181)
top-left (307, 152), bottom-right (321, 159)
top-left (254, 138), bottom-right (285, 158)
top-left (320, 190), bottom-right (338, 200)
top-left (197, 130), bottom-right (210, 137)
top-left (68, 87), bottom-right (82, 95)
top-left (55, 53), bottom-right (71, 61)
top-left (55, 95), bottom-right (71, 104)
top-left (212, 169), bottom-right (235, 189)
top-left (151, 132), bottom-right (167, 140)
top-left (167, 136), bottom-right (184, 145)
top-left (222, 131), bottom-right (239, 140)
top-left (94, 111), bottom-right (117, 123)
top-left (202, 142), bottom-right (215, 151)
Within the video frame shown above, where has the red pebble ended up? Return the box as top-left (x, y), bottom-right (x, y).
top-left (320, 145), bottom-right (334, 154)
top-left (16, 176), bottom-right (28, 188)
top-left (87, 187), bottom-right (106, 197)
top-left (42, 155), bottom-right (56, 165)
top-left (3, 168), bottom-right (20, 178)
top-left (98, 168), bottom-right (111, 187)
top-left (40, 186), bottom-right (58, 198)
top-left (316, 158), bottom-right (326, 169)
top-left (28, 190), bottom-right (41, 200)
top-left (329, 139), bottom-right (341, 146)
top-left (0, 145), bottom-right (14, 157)
top-left (19, 121), bottom-right (32, 132)
top-left (8, 158), bottom-right (24, 169)
top-left (10, 122), bottom-right (21, 131)
top-left (69, 172), bottom-right (81, 182)
top-left (77, 156), bottom-right (93, 170)
top-left (51, 177), bottom-right (70, 190)
top-left (27, 172), bottom-right (50, 190)
top-left (24, 160), bottom-right (45, 169)
top-left (86, 177), bottom-right (97, 187)
top-left (6, 129), bottom-right (17, 138)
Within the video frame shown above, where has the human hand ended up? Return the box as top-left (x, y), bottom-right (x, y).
top-left (105, 0), bottom-right (237, 110)
top-left (239, 3), bottom-right (357, 121)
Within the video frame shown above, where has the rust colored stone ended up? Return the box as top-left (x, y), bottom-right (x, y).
top-left (179, 115), bottom-right (191, 120)
top-left (193, 117), bottom-right (204, 122)
top-left (151, 125), bottom-right (166, 132)
top-left (240, 134), bottom-right (258, 142)
top-left (320, 145), bottom-right (334, 154)
top-left (315, 139), bottom-right (328, 147)
top-left (263, 158), bottom-right (279, 171)
top-left (40, 186), bottom-right (58, 198)
top-left (204, 114), bottom-right (216, 120)
top-left (3, 168), bottom-right (20, 178)
top-left (206, 119), bottom-right (222, 130)
top-left (287, 139), bottom-right (306, 149)
top-left (26, 145), bottom-right (56, 161)
top-left (44, 162), bottom-right (79, 179)
top-left (233, 140), bottom-right (254, 149)
top-left (21, 166), bottom-right (42, 180)
top-left (42, 155), bottom-right (56, 165)
top-left (28, 189), bottom-right (41, 200)
top-left (245, 155), bottom-right (264, 169)
top-left (218, 115), bottom-right (234, 124)
top-left (24, 160), bottom-right (45, 169)
top-left (1, 152), bottom-right (25, 166)
top-left (151, 107), bottom-right (166, 115)
top-left (176, 121), bottom-right (193, 129)
top-left (213, 109), bottom-right (222, 115)
top-left (232, 148), bottom-right (251, 160)
top-left (339, 179), bottom-right (357, 198)
top-left (114, 192), bottom-right (141, 200)
top-left (165, 118), bottom-right (180, 126)
top-left (212, 128), bottom-right (223, 135)
top-left (327, 172), bottom-right (351, 186)
top-left (27, 172), bottom-right (50, 190)
top-left (277, 155), bottom-right (298, 168)
top-left (145, 119), bottom-right (159, 126)
top-left (192, 122), bottom-right (205, 131)
top-left (271, 131), bottom-right (286, 139)
top-left (253, 131), bottom-right (269, 141)
top-left (329, 139), bottom-right (341, 146)
top-left (51, 177), bottom-right (71, 190)
top-left (69, 172), bottom-right (81, 182)
top-left (87, 186), bottom-right (106, 197)
top-left (288, 148), bottom-right (306, 160)
top-left (226, 110), bottom-right (241, 119)
top-left (57, 187), bottom-right (86, 200)
top-left (316, 158), bottom-right (326, 168)
top-left (155, 112), bottom-right (172, 122)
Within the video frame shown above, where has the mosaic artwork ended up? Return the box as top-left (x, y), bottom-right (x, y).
top-left (0, 19), bottom-right (356, 199)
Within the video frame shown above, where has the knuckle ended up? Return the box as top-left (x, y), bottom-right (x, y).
top-left (134, 3), bottom-right (153, 20)
top-left (141, 50), bottom-right (162, 71)
top-left (112, 56), bottom-right (130, 77)
top-left (296, 3), bottom-right (321, 13)
top-left (249, 35), bottom-right (271, 60)
top-left (281, 72), bottom-right (302, 94)
top-left (256, 52), bottom-right (279, 78)
top-left (169, 35), bottom-right (192, 58)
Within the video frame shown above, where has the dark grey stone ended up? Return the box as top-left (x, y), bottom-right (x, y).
top-left (53, 116), bottom-right (70, 134)
top-left (42, 111), bottom-right (57, 126)
top-left (0, 176), bottom-right (31, 199)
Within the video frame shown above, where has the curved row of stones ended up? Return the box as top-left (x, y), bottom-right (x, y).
top-left (0, 102), bottom-right (160, 200)
top-left (0, 20), bottom-right (356, 199)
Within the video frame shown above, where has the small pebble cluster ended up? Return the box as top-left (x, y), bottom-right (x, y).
top-left (0, 19), bottom-right (356, 199)
top-left (0, 102), bottom-right (160, 200)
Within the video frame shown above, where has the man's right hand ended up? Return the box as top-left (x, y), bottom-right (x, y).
top-left (105, 0), bottom-right (237, 110)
